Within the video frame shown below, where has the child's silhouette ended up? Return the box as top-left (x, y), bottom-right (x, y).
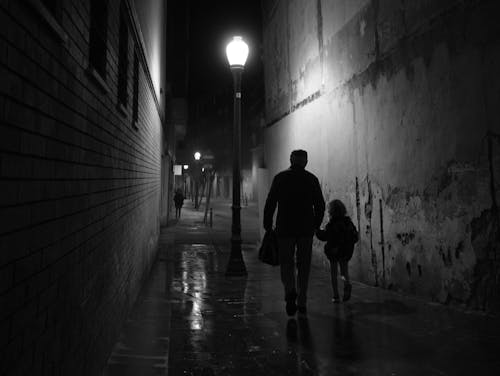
top-left (316, 200), bottom-right (359, 302)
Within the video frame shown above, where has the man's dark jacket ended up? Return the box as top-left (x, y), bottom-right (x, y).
top-left (264, 166), bottom-right (325, 237)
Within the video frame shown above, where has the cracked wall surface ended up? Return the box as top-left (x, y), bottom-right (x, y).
top-left (261, 0), bottom-right (500, 311)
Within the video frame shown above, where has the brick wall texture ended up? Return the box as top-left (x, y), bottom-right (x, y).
top-left (0, 1), bottom-right (164, 374)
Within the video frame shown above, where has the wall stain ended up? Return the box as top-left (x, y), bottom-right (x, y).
top-left (372, 0), bottom-right (380, 60)
top-left (379, 198), bottom-right (386, 287)
top-left (406, 262), bottom-right (411, 277)
top-left (347, 0), bottom-right (498, 96)
top-left (382, 141), bottom-right (498, 310)
top-left (487, 131), bottom-right (498, 210)
top-left (455, 241), bottom-right (464, 260)
top-left (365, 177), bottom-right (378, 286)
top-left (316, 0), bottom-right (324, 89)
top-left (355, 177), bottom-right (361, 237)
top-left (396, 232), bottom-right (415, 246)
top-left (469, 208), bottom-right (500, 311)
top-left (467, 132), bottom-right (499, 311)
top-left (364, 179), bottom-right (373, 221)
top-left (438, 246), bottom-right (453, 267)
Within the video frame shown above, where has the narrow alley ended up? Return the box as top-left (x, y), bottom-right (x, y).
top-left (104, 200), bottom-right (500, 376)
top-left (1, 0), bottom-right (500, 375)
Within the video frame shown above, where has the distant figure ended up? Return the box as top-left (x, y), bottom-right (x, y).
top-left (316, 199), bottom-right (359, 302)
top-left (264, 150), bottom-right (325, 316)
top-left (173, 189), bottom-right (185, 219)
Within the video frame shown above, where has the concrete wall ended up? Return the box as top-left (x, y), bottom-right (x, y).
top-left (262, 0), bottom-right (500, 310)
top-left (0, 0), bottom-right (166, 374)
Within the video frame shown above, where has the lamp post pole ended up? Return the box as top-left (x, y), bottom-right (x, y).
top-left (225, 66), bottom-right (247, 276)
top-left (225, 36), bottom-right (248, 277)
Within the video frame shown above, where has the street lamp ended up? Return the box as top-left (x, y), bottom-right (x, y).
top-left (183, 165), bottom-right (189, 198)
top-left (225, 36), bottom-right (249, 277)
top-left (194, 152), bottom-right (202, 209)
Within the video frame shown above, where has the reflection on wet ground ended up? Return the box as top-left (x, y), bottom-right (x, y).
top-left (166, 244), bottom-right (500, 375)
top-left (105, 201), bottom-right (500, 376)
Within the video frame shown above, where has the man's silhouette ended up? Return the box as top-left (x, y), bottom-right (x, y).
top-left (264, 150), bottom-right (325, 315)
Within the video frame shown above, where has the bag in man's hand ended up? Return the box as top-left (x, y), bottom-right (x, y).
top-left (258, 230), bottom-right (279, 266)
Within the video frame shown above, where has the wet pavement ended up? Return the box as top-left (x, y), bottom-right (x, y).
top-left (103, 199), bottom-right (500, 375)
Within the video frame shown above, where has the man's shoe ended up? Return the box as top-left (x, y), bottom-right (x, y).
top-left (297, 306), bottom-right (307, 315)
top-left (343, 283), bottom-right (352, 302)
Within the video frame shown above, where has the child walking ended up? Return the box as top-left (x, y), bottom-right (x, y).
top-left (316, 199), bottom-right (359, 302)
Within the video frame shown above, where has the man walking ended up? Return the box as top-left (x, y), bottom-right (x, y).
top-left (173, 189), bottom-right (185, 219)
top-left (264, 150), bottom-right (325, 316)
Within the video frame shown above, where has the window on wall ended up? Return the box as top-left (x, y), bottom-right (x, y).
top-left (89, 0), bottom-right (109, 79)
top-left (132, 51), bottom-right (139, 126)
top-left (117, 4), bottom-right (129, 109)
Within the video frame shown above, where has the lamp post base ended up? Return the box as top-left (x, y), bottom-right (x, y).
top-left (225, 237), bottom-right (247, 277)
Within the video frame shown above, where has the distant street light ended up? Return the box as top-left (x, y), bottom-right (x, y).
top-left (182, 166), bottom-right (188, 198)
top-left (194, 152), bottom-right (202, 209)
top-left (225, 36), bottom-right (249, 277)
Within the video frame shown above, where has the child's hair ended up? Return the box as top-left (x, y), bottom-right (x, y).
top-left (328, 199), bottom-right (347, 218)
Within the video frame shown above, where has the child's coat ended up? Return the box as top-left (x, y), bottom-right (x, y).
top-left (316, 216), bottom-right (358, 261)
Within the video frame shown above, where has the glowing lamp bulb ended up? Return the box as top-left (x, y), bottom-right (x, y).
top-left (226, 36), bottom-right (249, 67)
top-left (194, 152), bottom-right (201, 161)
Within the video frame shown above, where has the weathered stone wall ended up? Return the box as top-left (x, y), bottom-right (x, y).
top-left (0, 0), bottom-right (166, 374)
top-left (262, 0), bottom-right (500, 310)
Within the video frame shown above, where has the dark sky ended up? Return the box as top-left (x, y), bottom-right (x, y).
top-left (167, 0), bottom-right (264, 167)
top-left (188, 0), bottom-right (263, 97)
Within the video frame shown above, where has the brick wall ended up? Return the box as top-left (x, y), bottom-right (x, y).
top-left (0, 0), bottom-right (165, 374)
